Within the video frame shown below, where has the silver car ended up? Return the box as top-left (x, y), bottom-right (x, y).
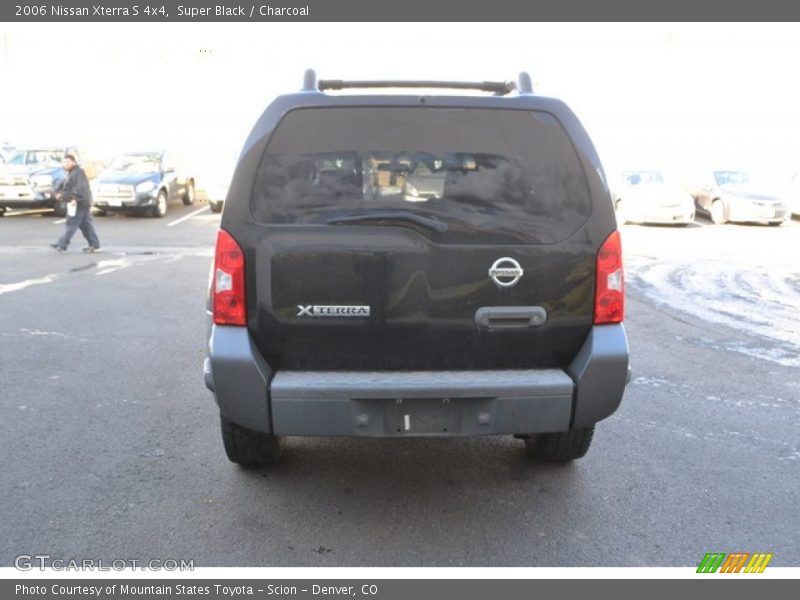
top-left (691, 171), bottom-right (789, 226)
top-left (786, 172), bottom-right (800, 217)
top-left (613, 170), bottom-right (695, 226)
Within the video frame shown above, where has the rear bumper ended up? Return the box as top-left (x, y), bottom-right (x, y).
top-left (205, 323), bottom-right (629, 436)
top-left (270, 369), bottom-right (574, 436)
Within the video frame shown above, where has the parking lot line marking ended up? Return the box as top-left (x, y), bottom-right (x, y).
top-left (167, 205), bottom-right (210, 227)
top-left (54, 219), bottom-right (66, 224)
top-left (3, 209), bottom-right (51, 217)
top-left (0, 274), bottom-right (58, 296)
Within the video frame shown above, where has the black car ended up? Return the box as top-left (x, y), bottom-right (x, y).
top-left (93, 151), bottom-right (195, 218)
top-left (204, 71), bottom-right (630, 467)
top-left (0, 146), bottom-right (81, 216)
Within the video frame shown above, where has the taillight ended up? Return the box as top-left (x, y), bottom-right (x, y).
top-left (212, 229), bottom-right (246, 326)
top-left (594, 230), bottom-right (624, 324)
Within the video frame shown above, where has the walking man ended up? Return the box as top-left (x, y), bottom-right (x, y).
top-left (50, 154), bottom-right (100, 253)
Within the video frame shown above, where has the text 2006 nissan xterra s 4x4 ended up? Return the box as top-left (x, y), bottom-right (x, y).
top-left (204, 71), bottom-right (629, 466)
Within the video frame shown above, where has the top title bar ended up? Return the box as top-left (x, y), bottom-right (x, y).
top-left (3, 0), bottom-right (800, 22)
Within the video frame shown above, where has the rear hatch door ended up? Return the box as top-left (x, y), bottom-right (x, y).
top-left (249, 106), bottom-right (596, 370)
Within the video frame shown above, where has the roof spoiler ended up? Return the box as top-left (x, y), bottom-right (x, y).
top-left (302, 69), bottom-right (534, 95)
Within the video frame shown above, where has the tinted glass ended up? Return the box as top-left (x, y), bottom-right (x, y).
top-left (252, 107), bottom-right (591, 244)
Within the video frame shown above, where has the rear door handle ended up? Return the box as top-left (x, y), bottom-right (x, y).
top-left (474, 306), bottom-right (547, 329)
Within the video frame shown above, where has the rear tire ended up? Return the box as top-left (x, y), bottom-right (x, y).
top-left (524, 426), bottom-right (595, 462)
top-left (220, 416), bottom-right (284, 467)
top-left (182, 180), bottom-right (195, 205)
top-left (209, 200), bottom-right (223, 213)
top-left (710, 199), bottom-right (726, 225)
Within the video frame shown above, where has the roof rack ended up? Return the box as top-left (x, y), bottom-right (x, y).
top-left (319, 79), bottom-right (517, 95)
top-left (302, 69), bottom-right (533, 95)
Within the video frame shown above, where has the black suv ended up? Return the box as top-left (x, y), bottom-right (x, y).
top-left (205, 71), bottom-right (629, 467)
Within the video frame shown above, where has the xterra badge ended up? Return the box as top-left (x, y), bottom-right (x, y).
top-left (488, 257), bottom-right (524, 288)
top-left (297, 305), bottom-right (371, 317)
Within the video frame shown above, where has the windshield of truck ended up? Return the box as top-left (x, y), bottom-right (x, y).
top-left (7, 150), bottom-right (62, 166)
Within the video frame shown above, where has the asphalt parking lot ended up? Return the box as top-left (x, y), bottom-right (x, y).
top-left (1, 205), bottom-right (798, 567)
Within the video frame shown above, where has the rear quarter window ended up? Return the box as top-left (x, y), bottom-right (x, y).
top-left (251, 107), bottom-right (591, 244)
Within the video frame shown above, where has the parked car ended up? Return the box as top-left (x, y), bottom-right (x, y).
top-left (92, 151), bottom-right (195, 218)
top-left (786, 172), bottom-right (800, 217)
top-left (204, 70), bottom-right (630, 467)
top-left (207, 189), bottom-right (225, 213)
top-left (613, 170), bottom-right (695, 225)
top-left (690, 170), bottom-right (789, 225)
top-left (202, 168), bottom-right (231, 214)
top-left (0, 146), bottom-right (82, 216)
top-left (1, 141), bottom-right (14, 161)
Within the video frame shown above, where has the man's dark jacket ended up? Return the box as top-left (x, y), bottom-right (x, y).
top-left (57, 166), bottom-right (93, 208)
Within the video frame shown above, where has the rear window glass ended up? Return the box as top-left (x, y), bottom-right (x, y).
top-left (251, 107), bottom-right (590, 244)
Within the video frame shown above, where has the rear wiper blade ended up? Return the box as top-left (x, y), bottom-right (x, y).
top-left (325, 211), bottom-right (448, 233)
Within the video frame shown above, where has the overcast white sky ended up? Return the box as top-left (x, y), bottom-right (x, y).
top-left (2, 22), bottom-right (800, 187)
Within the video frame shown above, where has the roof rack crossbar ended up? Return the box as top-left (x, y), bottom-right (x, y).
top-left (317, 79), bottom-right (517, 95)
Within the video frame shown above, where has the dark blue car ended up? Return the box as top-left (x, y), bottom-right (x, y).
top-left (93, 151), bottom-right (195, 218)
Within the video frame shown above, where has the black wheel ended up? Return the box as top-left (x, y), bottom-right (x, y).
top-left (209, 200), bottom-right (223, 213)
top-left (94, 209), bottom-right (107, 217)
top-left (524, 426), bottom-right (595, 462)
top-left (0, 207), bottom-right (5, 217)
top-left (220, 416), bottom-right (284, 467)
top-left (151, 190), bottom-right (168, 218)
top-left (768, 219), bottom-right (786, 227)
top-left (182, 180), bottom-right (195, 206)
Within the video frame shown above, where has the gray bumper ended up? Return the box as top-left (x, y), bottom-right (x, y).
top-left (270, 369), bottom-right (573, 436)
top-left (205, 325), bottom-right (273, 433)
top-left (206, 324), bottom-right (629, 436)
top-left (566, 324), bottom-right (630, 428)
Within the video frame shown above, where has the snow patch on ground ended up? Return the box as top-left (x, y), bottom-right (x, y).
top-left (627, 256), bottom-right (800, 368)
